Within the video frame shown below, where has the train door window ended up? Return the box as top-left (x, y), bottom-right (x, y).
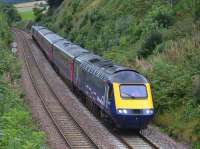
top-left (75, 62), bottom-right (79, 83)
top-left (108, 84), bottom-right (114, 100)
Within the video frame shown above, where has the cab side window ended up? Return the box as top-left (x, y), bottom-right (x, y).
top-left (108, 84), bottom-right (114, 100)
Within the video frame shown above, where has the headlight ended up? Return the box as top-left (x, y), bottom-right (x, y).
top-left (118, 109), bottom-right (122, 114)
top-left (123, 109), bottom-right (128, 114)
top-left (145, 109), bottom-right (154, 115)
top-left (117, 109), bottom-right (128, 114)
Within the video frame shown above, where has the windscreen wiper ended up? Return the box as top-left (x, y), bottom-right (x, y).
top-left (123, 92), bottom-right (136, 98)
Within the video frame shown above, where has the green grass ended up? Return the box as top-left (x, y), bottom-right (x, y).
top-left (19, 10), bottom-right (34, 20)
top-left (18, 9), bottom-right (34, 20)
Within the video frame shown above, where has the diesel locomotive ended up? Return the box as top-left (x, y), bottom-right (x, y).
top-left (31, 26), bottom-right (154, 129)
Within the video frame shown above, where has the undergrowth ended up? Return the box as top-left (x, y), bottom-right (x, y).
top-left (0, 3), bottom-right (48, 149)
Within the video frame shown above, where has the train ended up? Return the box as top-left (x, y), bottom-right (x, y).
top-left (31, 26), bottom-right (154, 129)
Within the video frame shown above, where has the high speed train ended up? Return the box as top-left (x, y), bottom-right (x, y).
top-left (31, 26), bottom-right (154, 129)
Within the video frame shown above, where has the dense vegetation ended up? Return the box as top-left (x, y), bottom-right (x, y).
top-left (38, 0), bottom-right (200, 147)
top-left (0, 3), bottom-right (47, 149)
top-left (47, 0), bottom-right (63, 9)
top-left (0, 3), bottom-right (21, 24)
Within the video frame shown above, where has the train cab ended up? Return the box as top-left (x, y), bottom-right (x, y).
top-left (108, 70), bottom-right (154, 129)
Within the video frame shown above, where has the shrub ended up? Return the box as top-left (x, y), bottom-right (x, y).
top-left (0, 84), bottom-right (47, 149)
top-left (33, 7), bottom-right (45, 22)
top-left (47, 0), bottom-right (64, 9)
top-left (193, 1), bottom-right (200, 22)
top-left (138, 32), bottom-right (163, 58)
top-left (0, 3), bottom-right (21, 24)
top-left (140, 3), bottom-right (174, 35)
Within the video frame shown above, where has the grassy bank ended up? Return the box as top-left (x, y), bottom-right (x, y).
top-left (18, 9), bottom-right (34, 20)
top-left (39, 0), bottom-right (200, 147)
top-left (0, 3), bottom-right (48, 149)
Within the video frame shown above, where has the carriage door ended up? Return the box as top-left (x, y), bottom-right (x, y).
top-left (104, 84), bottom-right (109, 109)
top-left (69, 60), bottom-right (74, 82)
top-left (49, 44), bottom-right (53, 60)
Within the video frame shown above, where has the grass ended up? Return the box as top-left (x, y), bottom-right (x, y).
top-left (18, 9), bottom-right (34, 20)
top-left (14, 1), bottom-right (37, 20)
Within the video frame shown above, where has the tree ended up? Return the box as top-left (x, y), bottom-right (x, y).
top-left (47, 0), bottom-right (64, 9)
top-left (0, 4), bottom-right (21, 24)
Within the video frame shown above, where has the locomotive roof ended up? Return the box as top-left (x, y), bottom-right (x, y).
top-left (76, 53), bottom-right (148, 83)
top-left (53, 40), bottom-right (89, 58)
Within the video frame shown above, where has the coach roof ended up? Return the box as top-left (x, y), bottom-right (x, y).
top-left (54, 40), bottom-right (89, 58)
top-left (44, 33), bottom-right (64, 44)
top-left (32, 26), bottom-right (46, 31)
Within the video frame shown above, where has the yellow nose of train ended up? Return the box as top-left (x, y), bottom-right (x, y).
top-left (111, 82), bottom-right (154, 129)
top-left (113, 83), bottom-right (153, 109)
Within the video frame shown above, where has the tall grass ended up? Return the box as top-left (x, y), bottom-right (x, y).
top-left (137, 26), bottom-right (200, 147)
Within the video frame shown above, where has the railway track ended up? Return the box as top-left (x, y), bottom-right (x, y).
top-left (14, 28), bottom-right (160, 149)
top-left (117, 132), bottom-right (159, 149)
top-left (14, 29), bottom-right (97, 149)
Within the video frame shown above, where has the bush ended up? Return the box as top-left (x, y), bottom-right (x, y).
top-left (150, 4), bottom-right (174, 28)
top-left (0, 3), bottom-right (21, 24)
top-left (33, 7), bottom-right (45, 22)
top-left (0, 15), bottom-right (12, 47)
top-left (0, 83), bottom-right (47, 149)
top-left (47, 0), bottom-right (64, 9)
top-left (138, 32), bottom-right (163, 58)
top-left (140, 3), bottom-right (174, 35)
top-left (193, 1), bottom-right (200, 22)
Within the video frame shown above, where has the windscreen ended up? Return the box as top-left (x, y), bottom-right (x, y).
top-left (120, 84), bottom-right (147, 99)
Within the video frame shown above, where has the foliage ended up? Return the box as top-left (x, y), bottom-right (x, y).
top-left (0, 15), bottom-right (12, 47)
top-left (0, 5), bottom-right (48, 149)
top-left (0, 3), bottom-right (21, 24)
top-left (138, 32), bottom-right (163, 58)
top-left (139, 32), bottom-right (200, 144)
top-left (0, 83), bottom-right (47, 149)
top-left (147, 3), bottom-right (173, 29)
top-left (33, 7), bottom-right (45, 22)
top-left (47, 0), bottom-right (64, 9)
top-left (193, 1), bottom-right (200, 22)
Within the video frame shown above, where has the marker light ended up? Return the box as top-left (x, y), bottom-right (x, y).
top-left (123, 109), bottom-right (128, 114)
top-left (118, 109), bottom-right (128, 114)
top-left (145, 109), bottom-right (153, 115)
top-left (146, 109), bottom-right (150, 114)
top-left (118, 110), bottom-right (122, 113)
